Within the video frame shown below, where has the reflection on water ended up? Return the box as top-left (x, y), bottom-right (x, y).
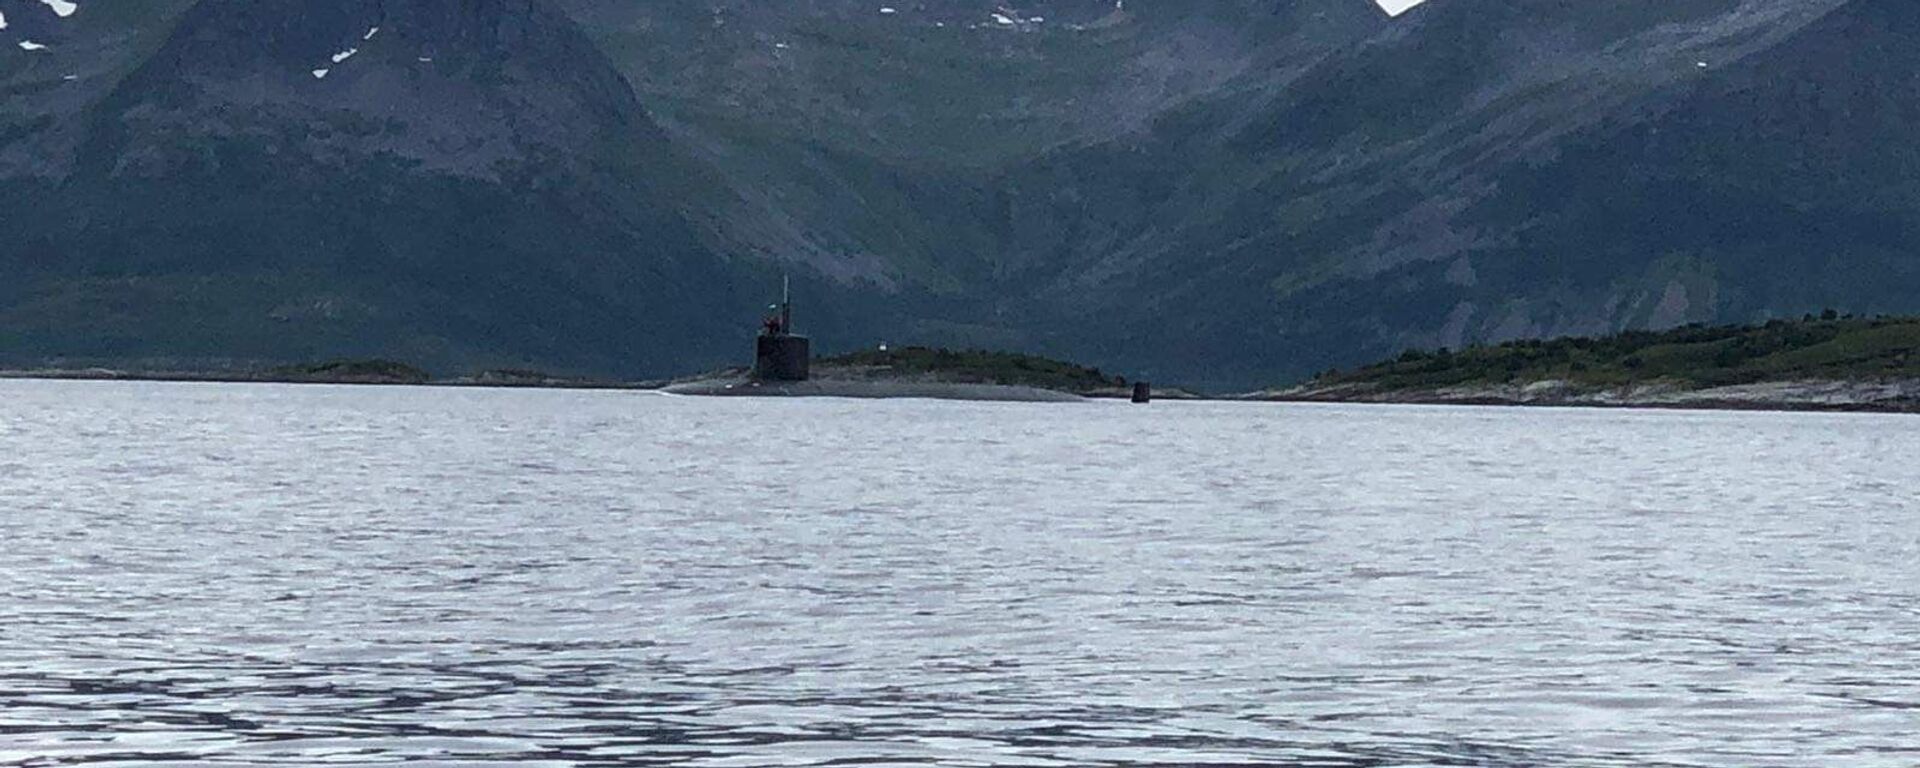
top-left (3, 380), bottom-right (1918, 766)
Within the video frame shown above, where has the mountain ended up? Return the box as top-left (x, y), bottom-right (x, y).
top-left (2, 0), bottom-right (1917, 388)
top-left (1448, 0), bottom-right (1920, 337)
top-left (1, 0), bottom-right (765, 375)
top-left (565, 0), bottom-right (1389, 294)
top-left (982, 0), bottom-right (1870, 385)
top-left (0, 0), bottom-right (198, 178)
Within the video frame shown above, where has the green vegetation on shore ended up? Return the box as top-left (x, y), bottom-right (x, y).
top-left (818, 347), bottom-right (1128, 392)
top-left (1318, 314), bottom-right (1920, 391)
top-left (265, 359), bottom-right (433, 385)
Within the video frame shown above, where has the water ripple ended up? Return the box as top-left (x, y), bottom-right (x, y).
top-left (4, 382), bottom-right (1920, 766)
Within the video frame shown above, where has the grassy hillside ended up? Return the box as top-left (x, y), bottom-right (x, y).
top-left (818, 346), bottom-right (1127, 392)
top-left (1318, 314), bottom-right (1920, 391)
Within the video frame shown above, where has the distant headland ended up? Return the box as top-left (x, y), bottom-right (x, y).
top-left (1252, 313), bottom-right (1920, 413)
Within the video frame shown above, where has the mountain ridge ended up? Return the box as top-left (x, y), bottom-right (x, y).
top-left (3, 0), bottom-right (1916, 389)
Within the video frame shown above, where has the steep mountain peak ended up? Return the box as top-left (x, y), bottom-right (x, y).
top-left (88, 0), bottom-right (655, 181)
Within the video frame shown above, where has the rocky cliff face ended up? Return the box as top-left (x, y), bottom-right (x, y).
top-left (2, 0), bottom-right (1916, 387)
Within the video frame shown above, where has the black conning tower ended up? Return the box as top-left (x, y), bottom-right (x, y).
top-left (753, 277), bottom-right (810, 381)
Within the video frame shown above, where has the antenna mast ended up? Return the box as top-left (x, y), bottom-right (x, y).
top-left (781, 275), bottom-right (793, 335)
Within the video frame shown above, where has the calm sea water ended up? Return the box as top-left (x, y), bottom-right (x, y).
top-left (3, 380), bottom-right (1918, 767)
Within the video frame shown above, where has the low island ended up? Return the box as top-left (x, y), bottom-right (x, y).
top-left (664, 346), bottom-right (1165, 402)
top-left (1255, 313), bottom-right (1920, 413)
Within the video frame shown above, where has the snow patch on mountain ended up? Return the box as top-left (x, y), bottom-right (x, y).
top-left (2, 1), bottom-right (80, 43)
top-left (2, 0), bottom-right (84, 36)
top-left (305, 23), bottom-right (388, 81)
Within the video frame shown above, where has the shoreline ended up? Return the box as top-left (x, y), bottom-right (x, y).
top-left (660, 377), bottom-right (1087, 402)
top-left (0, 369), bottom-right (664, 391)
top-left (5, 369), bottom-right (1919, 415)
top-left (1250, 378), bottom-right (1920, 415)
top-left (0, 369), bottom-right (1089, 403)
top-left (1255, 393), bottom-right (1920, 415)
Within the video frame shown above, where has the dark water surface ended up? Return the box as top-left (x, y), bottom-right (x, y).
top-left (3, 380), bottom-right (1918, 766)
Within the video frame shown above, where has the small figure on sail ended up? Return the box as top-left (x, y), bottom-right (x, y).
top-left (752, 277), bottom-right (810, 381)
